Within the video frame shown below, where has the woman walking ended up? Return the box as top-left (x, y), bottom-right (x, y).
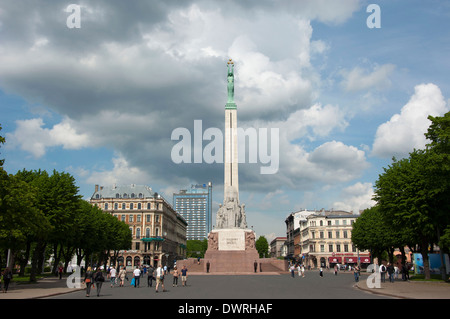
top-left (1, 268), bottom-right (12, 293)
top-left (94, 268), bottom-right (105, 297)
top-left (118, 266), bottom-right (127, 287)
top-left (83, 266), bottom-right (94, 297)
top-left (172, 266), bottom-right (179, 287)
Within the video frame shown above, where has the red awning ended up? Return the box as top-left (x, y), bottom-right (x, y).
top-left (360, 257), bottom-right (371, 263)
top-left (328, 257), bottom-right (342, 263)
top-left (345, 257), bottom-right (358, 263)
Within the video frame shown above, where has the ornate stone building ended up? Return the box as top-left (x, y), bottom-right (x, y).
top-left (90, 184), bottom-right (187, 268)
top-left (286, 209), bottom-right (371, 269)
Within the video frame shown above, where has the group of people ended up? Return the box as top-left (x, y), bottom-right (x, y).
top-left (289, 263), bottom-right (306, 278)
top-left (82, 264), bottom-right (188, 297)
top-left (379, 263), bottom-right (410, 283)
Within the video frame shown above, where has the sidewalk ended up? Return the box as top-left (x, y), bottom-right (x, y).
top-left (0, 275), bottom-right (83, 299)
top-left (355, 273), bottom-right (450, 299)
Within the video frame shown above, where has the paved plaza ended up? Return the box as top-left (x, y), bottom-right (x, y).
top-left (2, 269), bottom-right (449, 301)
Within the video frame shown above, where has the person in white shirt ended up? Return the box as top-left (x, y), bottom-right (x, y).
top-left (110, 266), bottom-right (116, 287)
top-left (155, 264), bottom-right (165, 293)
top-left (133, 266), bottom-right (141, 288)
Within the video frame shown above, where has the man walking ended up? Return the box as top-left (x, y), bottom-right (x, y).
top-left (110, 266), bottom-right (116, 288)
top-left (133, 266), bottom-right (141, 288)
top-left (181, 265), bottom-right (188, 287)
top-left (155, 264), bottom-right (165, 293)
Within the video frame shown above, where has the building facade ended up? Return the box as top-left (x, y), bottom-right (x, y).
top-left (90, 184), bottom-right (187, 269)
top-left (286, 209), bottom-right (371, 269)
top-left (270, 237), bottom-right (287, 258)
top-left (173, 182), bottom-right (212, 240)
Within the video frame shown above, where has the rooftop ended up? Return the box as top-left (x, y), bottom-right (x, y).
top-left (91, 184), bottom-right (156, 199)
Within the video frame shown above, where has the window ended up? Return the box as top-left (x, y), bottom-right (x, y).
top-left (320, 231), bottom-right (324, 239)
top-left (336, 231), bottom-right (340, 238)
top-left (343, 220), bottom-right (347, 225)
top-left (320, 245), bottom-right (325, 252)
top-left (136, 228), bottom-right (140, 239)
top-left (335, 220), bottom-right (339, 225)
top-left (123, 193), bottom-right (128, 198)
top-left (336, 244), bottom-right (341, 252)
top-left (114, 203), bottom-right (118, 210)
top-left (328, 231), bottom-right (332, 239)
top-left (320, 220), bottom-right (323, 226)
top-left (146, 228), bottom-right (150, 237)
top-left (116, 193), bottom-right (120, 198)
top-left (130, 203), bottom-right (134, 210)
top-left (329, 244), bottom-right (333, 252)
top-left (131, 193), bottom-right (135, 198)
top-left (139, 193), bottom-right (143, 198)
top-left (147, 203), bottom-right (151, 209)
top-left (343, 231), bottom-right (348, 238)
top-left (138, 203), bottom-right (141, 210)
top-left (155, 215), bottom-right (160, 223)
top-left (121, 215), bottom-right (125, 222)
top-left (95, 194), bottom-right (100, 199)
top-left (146, 215), bottom-right (151, 223)
top-left (122, 203), bottom-right (126, 210)
top-left (344, 244), bottom-right (349, 252)
top-left (129, 215), bottom-right (134, 222)
top-left (327, 220), bottom-right (332, 226)
top-left (104, 203), bottom-right (108, 210)
top-left (137, 215), bottom-right (141, 223)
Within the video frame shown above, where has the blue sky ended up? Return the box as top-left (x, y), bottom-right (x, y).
top-left (1, 0), bottom-right (449, 240)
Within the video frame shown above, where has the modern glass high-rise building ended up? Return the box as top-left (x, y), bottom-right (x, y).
top-left (173, 182), bottom-right (212, 240)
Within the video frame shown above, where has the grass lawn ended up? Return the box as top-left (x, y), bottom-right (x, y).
top-left (409, 273), bottom-right (449, 282)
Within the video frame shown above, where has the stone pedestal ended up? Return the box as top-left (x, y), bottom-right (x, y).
top-left (204, 229), bottom-right (259, 273)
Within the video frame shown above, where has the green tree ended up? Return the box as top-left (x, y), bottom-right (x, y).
top-left (186, 239), bottom-right (207, 258)
top-left (374, 150), bottom-right (441, 280)
top-left (0, 124), bottom-right (5, 167)
top-left (256, 236), bottom-right (269, 258)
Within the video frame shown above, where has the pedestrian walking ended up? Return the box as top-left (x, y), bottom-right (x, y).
top-left (133, 266), bottom-right (141, 287)
top-left (94, 268), bottom-right (105, 297)
top-left (206, 261), bottom-right (210, 273)
top-left (301, 265), bottom-right (305, 278)
top-left (83, 266), bottom-right (94, 297)
top-left (353, 264), bottom-right (360, 282)
top-left (181, 264), bottom-right (188, 287)
top-left (172, 266), bottom-right (179, 287)
top-left (380, 263), bottom-right (386, 282)
top-left (155, 264), bottom-right (165, 292)
top-left (290, 264), bottom-right (295, 278)
top-left (387, 263), bottom-right (394, 283)
top-left (334, 264), bottom-right (338, 276)
top-left (109, 266), bottom-right (116, 287)
top-left (254, 260), bottom-right (258, 273)
top-left (1, 267), bottom-right (12, 293)
top-left (147, 265), bottom-right (154, 287)
top-left (58, 265), bottom-right (63, 279)
top-left (319, 267), bottom-right (323, 277)
top-left (118, 267), bottom-right (127, 287)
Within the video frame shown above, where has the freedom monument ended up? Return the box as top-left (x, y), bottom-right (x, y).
top-left (204, 59), bottom-right (259, 272)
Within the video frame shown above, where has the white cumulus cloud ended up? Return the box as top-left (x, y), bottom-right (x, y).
top-left (372, 83), bottom-right (449, 158)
